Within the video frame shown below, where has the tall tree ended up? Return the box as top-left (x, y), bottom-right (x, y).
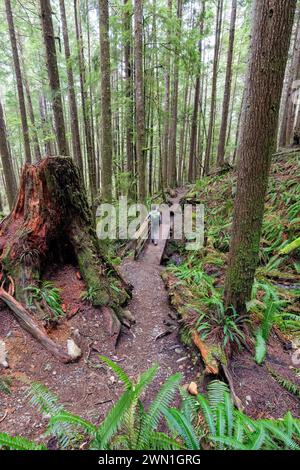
top-left (5, 0), bottom-right (31, 164)
top-left (134, 0), bottom-right (146, 200)
top-left (0, 100), bottom-right (18, 209)
top-left (217, 0), bottom-right (237, 167)
top-left (279, 11), bottom-right (300, 147)
top-left (168, 0), bottom-right (183, 187)
top-left (123, 0), bottom-right (134, 196)
top-left (99, 0), bottom-right (113, 201)
top-left (224, 0), bottom-right (296, 312)
top-left (18, 36), bottom-right (41, 162)
top-left (74, 0), bottom-right (97, 200)
top-left (162, 0), bottom-right (172, 188)
top-left (188, 1), bottom-right (205, 182)
top-left (39, 0), bottom-right (69, 156)
top-left (59, 0), bottom-right (83, 174)
top-left (203, 0), bottom-right (223, 175)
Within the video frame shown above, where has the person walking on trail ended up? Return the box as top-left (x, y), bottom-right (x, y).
top-left (149, 205), bottom-right (161, 246)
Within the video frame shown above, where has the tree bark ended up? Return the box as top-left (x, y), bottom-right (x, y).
top-left (203, 0), bottom-right (223, 175)
top-left (134, 0), bottom-right (146, 200)
top-left (278, 11), bottom-right (300, 147)
top-left (162, 0), bottom-right (172, 188)
top-left (59, 0), bottom-right (84, 175)
top-left (123, 0), bottom-right (135, 197)
top-left (5, 0), bottom-right (32, 164)
top-left (39, 0), bottom-right (69, 156)
top-left (74, 0), bottom-right (97, 202)
top-left (168, 0), bottom-right (183, 188)
top-left (99, 0), bottom-right (113, 201)
top-left (188, 1), bottom-right (205, 182)
top-left (217, 0), bottom-right (237, 167)
top-left (0, 100), bottom-right (18, 209)
top-left (224, 0), bottom-right (296, 312)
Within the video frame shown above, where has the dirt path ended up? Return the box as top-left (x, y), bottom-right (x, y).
top-left (0, 189), bottom-right (199, 441)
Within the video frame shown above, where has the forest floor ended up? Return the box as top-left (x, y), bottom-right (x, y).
top-left (0, 190), bottom-right (200, 443)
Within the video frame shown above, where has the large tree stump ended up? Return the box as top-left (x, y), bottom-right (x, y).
top-left (0, 157), bottom-right (131, 358)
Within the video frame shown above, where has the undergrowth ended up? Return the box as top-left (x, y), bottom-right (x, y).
top-left (1, 359), bottom-right (300, 451)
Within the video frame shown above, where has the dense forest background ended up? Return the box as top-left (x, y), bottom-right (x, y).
top-left (0, 0), bottom-right (252, 207)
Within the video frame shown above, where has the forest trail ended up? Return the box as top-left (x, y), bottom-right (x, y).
top-left (117, 187), bottom-right (198, 392)
top-left (0, 189), bottom-right (199, 440)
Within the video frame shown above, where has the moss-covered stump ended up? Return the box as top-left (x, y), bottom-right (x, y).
top-left (0, 157), bottom-right (131, 345)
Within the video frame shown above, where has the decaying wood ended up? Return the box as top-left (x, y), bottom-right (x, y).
top-left (0, 287), bottom-right (73, 363)
top-left (0, 157), bottom-right (132, 360)
top-left (191, 330), bottom-right (219, 375)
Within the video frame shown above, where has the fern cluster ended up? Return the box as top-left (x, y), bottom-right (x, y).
top-left (1, 360), bottom-right (300, 451)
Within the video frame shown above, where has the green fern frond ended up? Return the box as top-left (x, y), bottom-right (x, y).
top-left (262, 421), bottom-right (300, 450)
top-left (49, 411), bottom-right (97, 435)
top-left (255, 329), bottom-right (267, 365)
top-left (268, 367), bottom-right (300, 398)
top-left (206, 380), bottom-right (230, 411)
top-left (98, 355), bottom-right (132, 390)
top-left (197, 395), bottom-right (216, 436)
top-left (95, 389), bottom-right (134, 449)
top-left (164, 408), bottom-right (200, 450)
top-left (138, 373), bottom-right (182, 448)
top-left (247, 425), bottom-right (266, 450)
top-left (27, 382), bottom-right (63, 416)
top-left (147, 431), bottom-right (184, 450)
top-left (0, 376), bottom-right (12, 395)
top-left (210, 435), bottom-right (248, 450)
top-left (0, 433), bottom-right (46, 450)
top-left (224, 392), bottom-right (234, 437)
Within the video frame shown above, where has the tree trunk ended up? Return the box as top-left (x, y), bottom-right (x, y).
top-left (59, 0), bottom-right (84, 175)
top-left (0, 157), bottom-right (131, 337)
top-left (99, 0), bottom-right (113, 201)
top-left (123, 0), bottom-right (135, 198)
top-left (217, 0), bottom-right (237, 167)
top-left (18, 36), bottom-right (42, 163)
top-left (5, 0), bottom-right (31, 164)
top-left (162, 0), bottom-right (172, 188)
top-left (39, 0), bottom-right (69, 156)
top-left (203, 0), bottom-right (223, 175)
top-left (168, 0), bottom-right (183, 188)
top-left (278, 11), bottom-right (300, 147)
top-left (74, 0), bottom-right (97, 202)
top-left (134, 0), bottom-right (146, 200)
top-left (224, 0), bottom-right (296, 312)
top-left (188, 1), bottom-right (205, 182)
top-left (0, 100), bottom-right (18, 209)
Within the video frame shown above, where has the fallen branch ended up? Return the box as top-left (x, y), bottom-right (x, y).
top-left (221, 363), bottom-right (244, 412)
top-left (0, 287), bottom-right (74, 363)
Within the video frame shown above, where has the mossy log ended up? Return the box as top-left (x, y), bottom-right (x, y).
top-left (0, 157), bottom-right (131, 358)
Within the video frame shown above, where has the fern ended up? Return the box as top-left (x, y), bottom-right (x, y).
top-left (137, 373), bottom-right (182, 448)
top-left (27, 382), bottom-right (63, 416)
top-left (98, 355), bottom-right (132, 390)
top-left (0, 376), bottom-right (12, 395)
top-left (0, 433), bottom-right (46, 450)
top-left (255, 329), bottom-right (267, 365)
top-left (268, 367), bottom-right (300, 398)
top-left (164, 408), bottom-right (200, 450)
top-left (206, 380), bottom-right (230, 411)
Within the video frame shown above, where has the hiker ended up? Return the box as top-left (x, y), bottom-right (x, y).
top-left (148, 205), bottom-right (161, 246)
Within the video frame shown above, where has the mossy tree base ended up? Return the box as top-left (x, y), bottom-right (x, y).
top-left (0, 157), bottom-right (131, 357)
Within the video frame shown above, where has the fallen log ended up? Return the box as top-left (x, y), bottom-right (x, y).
top-left (0, 287), bottom-right (74, 363)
